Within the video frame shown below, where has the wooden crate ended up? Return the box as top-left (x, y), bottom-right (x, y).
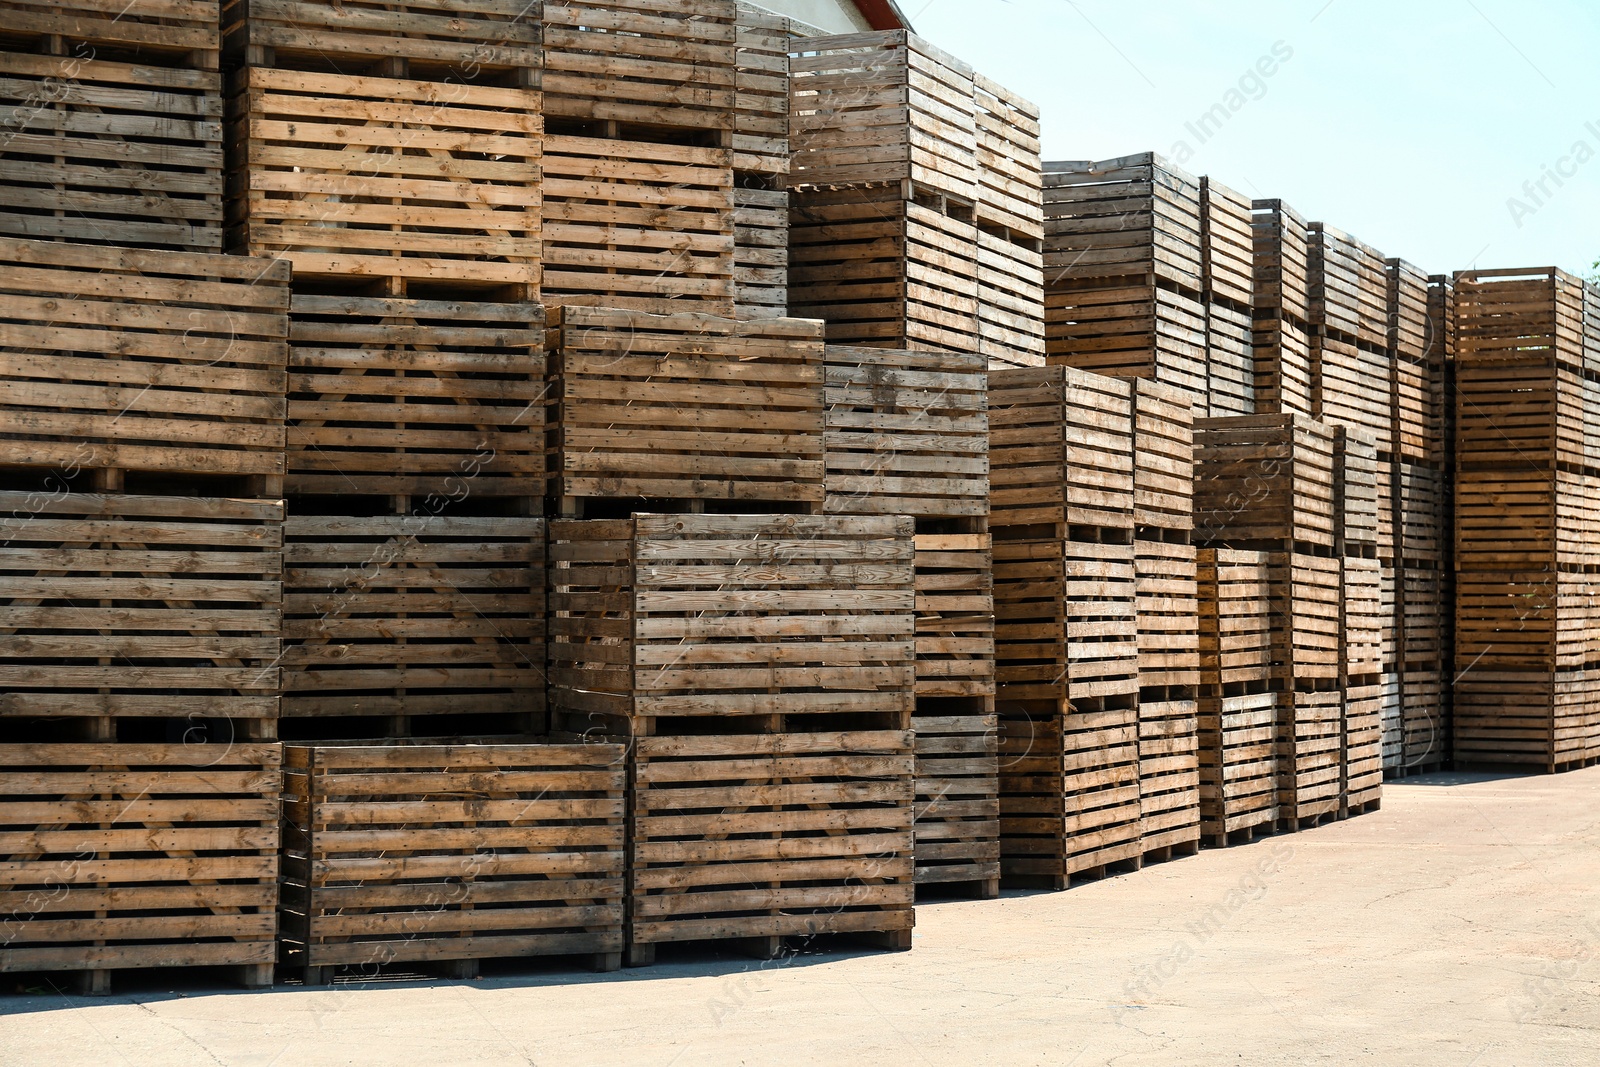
top-left (0, 492), bottom-right (280, 735)
top-left (1280, 689), bottom-right (1342, 823)
top-left (1336, 427), bottom-right (1380, 553)
top-left (542, 0), bottom-right (736, 130)
top-left (631, 730), bottom-right (914, 957)
top-left (1343, 680), bottom-right (1383, 811)
top-left (1454, 267), bottom-right (1586, 371)
top-left (1193, 414), bottom-right (1337, 550)
top-left (789, 185), bottom-right (980, 353)
top-left (1402, 669), bottom-right (1447, 769)
top-left (1402, 566), bottom-right (1446, 666)
top-left (1393, 348), bottom-right (1447, 466)
top-left (1454, 569), bottom-right (1590, 674)
top-left (1137, 539), bottom-right (1198, 690)
top-left (228, 67), bottom-right (541, 291)
top-left (912, 531), bottom-right (994, 702)
top-left (1312, 332), bottom-right (1391, 453)
top-left (280, 515), bottom-right (544, 727)
top-left (1252, 198), bottom-right (1309, 325)
top-left (286, 295), bottom-right (544, 499)
top-left (990, 365), bottom-right (1135, 530)
top-left (280, 743), bottom-right (625, 976)
top-left (1133, 378), bottom-right (1195, 532)
top-left (1045, 281), bottom-right (1207, 401)
top-left (1380, 671), bottom-right (1403, 771)
top-left (548, 513), bottom-right (915, 736)
top-left (1197, 548), bottom-right (1275, 689)
top-left (0, 743), bottom-right (279, 986)
top-left (1207, 299), bottom-right (1255, 418)
top-left (734, 185), bottom-right (789, 318)
top-left (1428, 274), bottom-right (1457, 365)
top-left (733, 2), bottom-right (794, 177)
top-left (1253, 314), bottom-right (1315, 419)
top-left (1139, 692), bottom-right (1200, 855)
top-left (1344, 557), bottom-right (1384, 679)
top-left (1, 0), bottom-right (219, 66)
top-left (1309, 222), bottom-right (1387, 346)
top-left (1388, 258), bottom-right (1430, 360)
top-left (1454, 358), bottom-right (1585, 473)
top-left (1380, 561), bottom-right (1401, 664)
top-left (973, 74), bottom-right (1043, 240)
top-left (0, 52), bottom-right (221, 251)
top-left (1454, 470), bottom-right (1561, 573)
top-left (548, 306), bottom-right (823, 508)
top-left (1398, 462), bottom-right (1447, 564)
top-left (1453, 669), bottom-right (1599, 770)
top-left (977, 227), bottom-right (1047, 368)
top-left (1556, 470), bottom-right (1600, 571)
top-left (1042, 153), bottom-right (1202, 291)
top-left (822, 346), bottom-right (987, 518)
top-left (222, 0), bottom-right (538, 74)
top-left (1274, 552), bottom-right (1342, 684)
top-left (1197, 688), bottom-right (1279, 841)
top-left (789, 30), bottom-right (976, 201)
top-left (0, 237), bottom-right (287, 477)
top-left (542, 134), bottom-right (734, 315)
top-left (1202, 177), bottom-right (1253, 308)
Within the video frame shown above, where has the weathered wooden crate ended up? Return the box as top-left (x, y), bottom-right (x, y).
top-left (822, 346), bottom-right (987, 518)
top-left (1380, 560), bottom-right (1401, 663)
top-left (1312, 332), bottom-right (1391, 453)
top-left (998, 690), bottom-right (1142, 884)
top-left (1454, 470), bottom-right (1564, 573)
top-left (1201, 177), bottom-right (1253, 309)
top-left (0, 743), bottom-right (279, 989)
top-left (1343, 553), bottom-right (1385, 811)
top-left (912, 532), bottom-right (995, 703)
top-left (1454, 267), bottom-right (1586, 371)
top-left (1402, 668), bottom-right (1447, 769)
top-left (973, 74), bottom-right (1043, 240)
top-left (1137, 539), bottom-right (1199, 690)
top-left (1273, 552), bottom-right (1342, 684)
top-left (222, 0), bottom-right (538, 75)
top-left (977, 227), bottom-right (1047, 368)
top-left (1402, 565), bottom-right (1447, 666)
top-left (1556, 470), bottom-right (1600, 571)
top-left (1197, 688), bottom-right (1279, 842)
top-left (1207, 299), bottom-right (1256, 418)
top-left (789, 30), bottom-right (977, 201)
top-left (1309, 222), bottom-right (1388, 346)
top-left (280, 743), bottom-right (625, 977)
top-left (1388, 258), bottom-right (1430, 360)
top-left (989, 366), bottom-right (1135, 531)
top-left (0, 492), bottom-right (280, 736)
top-left (228, 68), bottom-right (541, 291)
top-left (1336, 426), bottom-right (1380, 554)
top-left (1042, 153), bottom-right (1202, 291)
top-left (788, 185), bottom-right (980, 353)
top-left (1252, 198), bottom-right (1310, 325)
top-left (1253, 315), bottom-right (1315, 419)
top-left (542, 0), bottom-right (736, 130)
top-left (734, 185), bottom-right (789, 318)
top-left (280, 515), bottom-right (545, 728)
top-left (1280, 689), bottom-right (1342, 824)
top-left (1454, 569), bottom-right (1592, 674)
top-left (1045, 281), bottom-right (1207, 401)
top-left (1133, 378), bottom-right (1195, 532)
top-left (1344, 556), bottom-right (1384, 680)
top-left (631, 730), bottom-right (914, 959)
top-left (1138, 692), bottom-right (1200, 856)
top-left (0, 52), bottom-right (221, 251)
top-left (542, 134), bottom-right (734, 315)
top-left (286, 295), bottom-right (545, 499)
top-left (1393, 346), bottom-right (1447, 466)
top-left (1343, 680), bottom-right (1383, 812)
top-left (1197, 548), bottom-right (1275, 690)
top-left (1453, 669), bottom-right (1599, 770)
top-left (547, 306), bottom-right (824, 508)
top-left (1454, 358), bottom-right (1586, 472)
top-left (1380, 671), bottom-right (1403, 771)
top-left (547, 514), bottom-right (915, 737)
top-left (1193, 414), bottom-right (1337, 550)
top-left (1429, 273), bottom-right (1458, 365)
top-left (0, 237), bottom-right (287, 477)
top-left (2, 0), bottom-right (219, 67)
top-left (734, 3), bottom-right (793, 175)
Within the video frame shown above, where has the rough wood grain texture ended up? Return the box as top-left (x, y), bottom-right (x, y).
top-left (1201, 177), bottom-right (1253, 309)
top-left (228, 67), bottom-right (541, 290)
top-left (733, 2), bottom-right (794, 176)
top-left (0, 492), bottom-right (281, 731)
top-left (0, 744), bottom-right (280, 976)
top-left (973, 74), bottom-right (1043, 241)
top-left (1193, 414), bottom-right (1337, 550)
top-left (734, 185), bottom-right (789, 318)
top-left (1043, 153), bottom-right (1202, 292)
top-left (1, 0), bottom-right (219, 68)
top-left (1253, 198), bottom-right (1310, 326)
top-left (286, 295), bottom-right (545, 498)
top-left (280, 515), bottom-right (545, 725)
top-left (279, 743), bottom-right (625, 969)
top-left (547, 306), bottom-right (824, 505)
top-left (222, 0), bottom-right (539, 74)
top-left (0, 236), bottom-right (288, 476)
top-left (1309, 222), bottom-right (1388, 347)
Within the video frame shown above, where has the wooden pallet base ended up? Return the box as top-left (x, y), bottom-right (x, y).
top-left (914, 875), bottom-right (1001, 901)
top-left (1140, 839), bottom-right (1201, 867)
top-left (1277, 809), bottom-right (1340, 834)
top-left (1344, 797), bottom-right (1383, 817)
top-left (296, 950), bottom-right (622, 986)
top-left (1205, 818), bottom-right (1280, 850)
top-left (8, 962), bottom-right (274, 997)
top-left (625, 927), bottom-right (913, 968)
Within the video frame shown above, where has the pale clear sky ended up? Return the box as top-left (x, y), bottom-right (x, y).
top-left (907, 0), bottom-right (1600, 279)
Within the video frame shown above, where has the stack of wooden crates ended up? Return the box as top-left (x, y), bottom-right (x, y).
top-left (786, 29), bottom-right (1046, 368)
top-left (0, 0), bottom-right (285, 992)
top-left (1452, 268), bottom-right (1600, 770)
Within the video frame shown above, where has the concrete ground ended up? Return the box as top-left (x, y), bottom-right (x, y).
top-left (3, 768), bottom-right (1598, 1067)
